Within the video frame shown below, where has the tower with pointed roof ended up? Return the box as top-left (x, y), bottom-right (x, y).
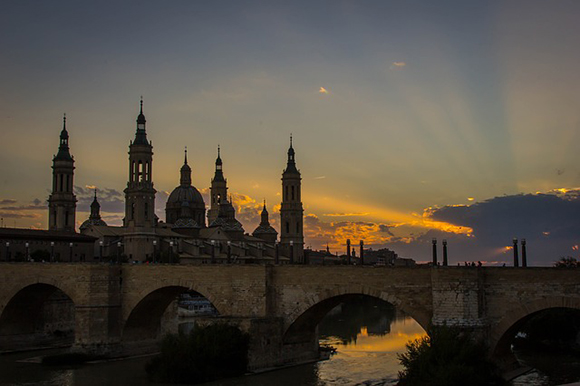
top-left (207, 146), bottom-right (228, 225)
top-left (280, 135), bottom-right (304, 262)
top-left (124, 98), bottom-right (156, 229)
top-left (253, 201), bottom-right (278, 243)
top-left (80, 189), bottom-right (107, 230)
top-left (48, 115), bottom-right (77, 232)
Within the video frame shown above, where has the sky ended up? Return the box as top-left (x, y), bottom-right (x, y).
top-left (1, 1), bottom-right (580, 265)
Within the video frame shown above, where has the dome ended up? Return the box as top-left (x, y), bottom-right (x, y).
top-left (80, 218), bottom-right (107, 231)
top-left (167, 185), bottom-right (205, 208)
top-left (165, 184), bottom-right (206, 226)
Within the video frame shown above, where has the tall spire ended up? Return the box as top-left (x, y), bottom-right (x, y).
top-left (180, 146), bottom-right (192, 186)
top-left (49, 115), bottom-right (77, 232)
top-left (260, 199), bottom-right (269, 225)
top-left (134, 97), bottom-right (148, 145)
top-left (208, 144), bottom-right (228, 225)
top-left (252, 199), bottom-right (277, 242)
top-left (55, 113), bottom-right (72, 161)
top-left (281, 134), bottom-right (304, 262)
top-left (90, 188), bottom-right (101, 219)
top-left (213, 145), bottom-right (225, 181)
top-left (284, 134), bottom-right (298, 174)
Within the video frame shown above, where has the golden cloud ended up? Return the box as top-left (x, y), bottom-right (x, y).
top-left (390, 61), bottom-right (406, 69)
top-left (323, 212), bottom-right (371, 217)
top-left (319, 87), bottom-right (329, 94)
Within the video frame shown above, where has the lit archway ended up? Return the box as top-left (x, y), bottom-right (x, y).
top-left (122, 286), bottom-right (220, 341)
top-left (283, 293), bottom-right (428, 345)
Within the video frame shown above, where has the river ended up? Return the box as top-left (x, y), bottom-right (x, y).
top-left (0, 298), bottom-right (579, 385)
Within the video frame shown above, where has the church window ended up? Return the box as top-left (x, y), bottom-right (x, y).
top-left (285, 186), bottom-right (289, 200)
top-left (138, 161), bottom-right (144, 182)
top-left (296, 222), bottom-right (299, 233)
top-left (131, 203), bottom-right (135, 219)
top-left (286, 221), bottom-right (290, 233)
top-left (291, 186), bottom-right (295, 200)
top-left (66, 174), bottom-right (70, 192)
top-left (59, 174), bottom-right (63, 192)
top-left (65, 211), bottom-right (69, 226)
top-left (144, 202), bottom-right (148, 219)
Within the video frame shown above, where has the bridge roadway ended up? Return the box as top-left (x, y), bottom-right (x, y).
top-left (0, 263), bottom-right (579, 370)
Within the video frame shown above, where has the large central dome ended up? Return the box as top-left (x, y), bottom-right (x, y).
top-left (167, 185), bottom-right (204, 207)
top-left (165, 150), bottom-right (206, 227)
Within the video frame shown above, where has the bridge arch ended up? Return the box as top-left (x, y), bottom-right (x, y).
top-left (122, 284), bottom-right (222, 341)
top-left (0, 282), bottom-right (77, 348)
top-left (283, 286), bottom-right (431, 345)
top-left (490, 296), bottom-right (580, 366)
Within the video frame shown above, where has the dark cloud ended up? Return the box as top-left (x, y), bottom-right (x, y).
top-left (416, 190), bottom-right (580, 266)
top-left (75, 186), bottom-right (125, 214)
top-left (378, 224), bottom-right (394, 236)
top-left (0, 198), bottom-right (45, 211)
top-left (429, 192), bottom-right (580, 242)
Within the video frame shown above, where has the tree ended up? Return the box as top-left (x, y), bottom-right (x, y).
top-left (145, 324), bottom-right (250, 384)
top-left (397, 326), bottom-right (505, 386)
top-left (554, 257), bottom-right (580, 268)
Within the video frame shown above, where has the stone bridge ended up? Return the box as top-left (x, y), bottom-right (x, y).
top-left (0, 263), bottom-right (578, 370)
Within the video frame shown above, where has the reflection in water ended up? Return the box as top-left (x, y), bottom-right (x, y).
top-left (315, 297), bottom-right (426, 385)
top-left (318, 317), bottom-right (426, 385)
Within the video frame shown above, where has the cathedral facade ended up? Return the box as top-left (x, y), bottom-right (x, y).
top-left (76, 100), bottom-right (304, 263)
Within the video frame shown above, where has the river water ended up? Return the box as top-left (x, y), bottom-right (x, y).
top-left (0, 298), bottom-right (579, 385)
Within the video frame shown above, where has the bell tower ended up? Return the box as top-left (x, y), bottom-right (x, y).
top-left (48, 115), bottom-right (77, 232)
top-left (207, 146), bottom-right (228, 225)
top-left (280, 135), bottom-right (304, 263)
top-left (123, 98), bottom-right (156, 229)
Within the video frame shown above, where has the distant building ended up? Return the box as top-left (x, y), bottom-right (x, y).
top-left (0, 228), bottom-right (95, 262)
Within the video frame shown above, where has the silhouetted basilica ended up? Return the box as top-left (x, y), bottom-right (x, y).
top-left (71, 100), bottom-right (305, 263)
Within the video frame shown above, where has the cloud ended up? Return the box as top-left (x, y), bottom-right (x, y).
top-left (303, 188), bottom-right (580, 266)
top-left (303, 214), bottom-right (399, 251)
top-left (323, 212), bottom-right (370, 217)
top-left (0, 212), bottom-right (42, 219)
top-left (0, 199), bottom-right (17, 205)
top-left (0, 198), bottom-right (45, 211)
top-left (313, 176), bottom-right (326, 180)
top-left (75, 185), bottom-right (125, 214)
top-left (390, 61), bottom-right (406, 69)
top-left (419, 189), bottom-right (580, 265)
top-left (319, 87), bottom-right (329, 94)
